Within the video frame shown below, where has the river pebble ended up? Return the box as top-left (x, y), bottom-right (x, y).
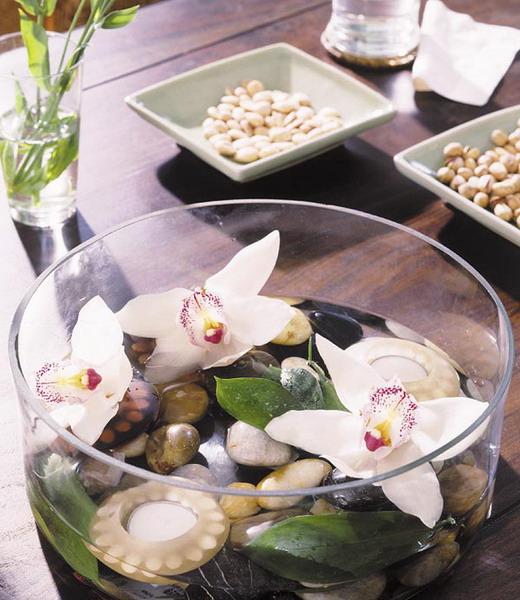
top-left (226, 421), bottom-right (296, 467)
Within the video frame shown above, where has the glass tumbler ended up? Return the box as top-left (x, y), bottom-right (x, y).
top-left (0, 32), bottom-right (82, 227)
top-left (322, 0), bottom-right (421, 68)
top-left (9, 201), bottom-right (514, 599)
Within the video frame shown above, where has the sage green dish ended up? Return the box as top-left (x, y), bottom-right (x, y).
top-left (394, 105), bottom-right (520, 247)
top-left (125, 43), bottom-right (395, 182)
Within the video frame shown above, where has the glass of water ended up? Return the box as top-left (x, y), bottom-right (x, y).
top-left (0, 32), bottom-right (82, 227)
top-left (322, 0), bottom-right (421, 68)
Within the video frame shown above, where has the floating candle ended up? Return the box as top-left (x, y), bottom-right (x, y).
top-left (127, 501), bottom-right (198, 542)
top-left (87, 480), bottom-right (230, 583)
top-left (371, 355), bottom-right (427, 382)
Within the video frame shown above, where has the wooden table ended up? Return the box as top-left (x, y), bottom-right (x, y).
top-left (0, 1), bottom-right (519, 598)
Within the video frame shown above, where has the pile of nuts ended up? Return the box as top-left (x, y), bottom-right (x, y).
top-left (437, 119), bottom-right (520, 229)
top-left (201, 79), bottom-right (344, 164)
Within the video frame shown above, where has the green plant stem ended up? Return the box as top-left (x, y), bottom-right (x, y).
top-left (56, 0), bottom-right (89, 74)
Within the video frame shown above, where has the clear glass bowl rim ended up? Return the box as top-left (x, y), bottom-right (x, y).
top-left (9, 199), bottom-right (515, 498)
top-left (0, 31), bottom-right (84, 81)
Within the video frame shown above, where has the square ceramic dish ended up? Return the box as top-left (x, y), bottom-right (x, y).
top-left (125, 43), bottom-right (395, 182)
top-left (394, 105), bottom-right (520, 247)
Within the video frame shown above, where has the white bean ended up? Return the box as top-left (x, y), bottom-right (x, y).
top-left (269, 127), bottom-right (292, 142)
top-left (253, 90), bottom-right (273, 102)
top-left (232, 107), bottom-right (246, 120)
top-left (214, 140), bottom-right (235, 156)
top-left (228, 128), bottom-right (248, 140)
top-left (272, 141), bottom-right (295, 152)
top-left (209, 133), bottom-right (231, 145)
top-left (234, 86), bottom-right (247, 96)
top-left (291, 92), bottom-right (311, 106)
top-left (221, 95), bottom-right (240, 105)
top-left (254, 126), bottom-right (269, 136)
top-left (246, 80), bottom-right (264, 96)
top-left (239, 119), bottom-right (254, 136)
top-left (292, 132), bottom-right (308, 145)
top-left (254, 101), bottom-right (272, 117)
top-left (203, 125), bottom-right (219, 139)
top-left (207, 106), bottom-right (221, 119)
top-left (232, 137), bottom-right (255, 150)
top-left (235, 146), bottom-right (259, 163)
top-left (318, 107), bottom-right (342, 119)
top-left (258, 144), bottom-right (280, 158)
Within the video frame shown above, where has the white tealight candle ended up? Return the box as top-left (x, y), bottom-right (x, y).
top-left (127, 501), bottom-right (197, 542)
top-left (371, 355), bottom-right (427, 382)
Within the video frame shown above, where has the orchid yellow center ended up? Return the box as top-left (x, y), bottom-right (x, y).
top-left (179, 288), bottom-right (229, 347)
top-left (362, 378), bottom-right (417, 454)
top-left (57, 368), bottom-right (102, 391)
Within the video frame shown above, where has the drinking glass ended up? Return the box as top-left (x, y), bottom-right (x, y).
top-left (10, 201), bottom-right (513, 599)
top-left (0, 32), bottom-right (82, 227)
top-left (322, 0), bottom-right (421, 67)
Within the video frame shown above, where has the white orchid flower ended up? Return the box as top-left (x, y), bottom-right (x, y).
top-left (116, 230), bottom-right (293, 384)
top-left (36, 296), bottom-right (133, 445)
top-left (265, 334), bottom-right (488, 528)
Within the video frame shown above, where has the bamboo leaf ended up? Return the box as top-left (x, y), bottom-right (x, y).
top-left (14, 80), bottom-right (28, 115)
top-left (243, 512), bottom-right (435, 583)
top-left (101, 5), bottom-right (139, 29)
top-left (44, 0), bottom-right (58, 16)
top-left (19, 10), bottom-right (50, 90)
top-left (14, 0), bottom-right (39, 16)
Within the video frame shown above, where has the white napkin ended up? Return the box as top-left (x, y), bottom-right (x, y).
top-left (412, 0), bottom-right (520, 106)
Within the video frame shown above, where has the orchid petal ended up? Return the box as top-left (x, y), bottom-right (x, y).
top-left (378, 442), bottom-right (443, 528)
top-left (71, 296), bottom-right (123, 367)
top-left (69, 393), bottom-right (120, 445)
top-left (412, 397), bottom-right (489, 461)
top-left (98, 349), bottom-right (133, 405)
top-left (117, 288), bottom-right (189, 338)
top-left (205, 231), bottom-right (280, 298)
top-left (202, 337), bottom-right (252, 369)
top-left (225, 295), bottom-right (293, 345)
top-left (144, 332), bottom-right (204, 383)
top-left (266, 410), bottom-right (377, 478)
top-left (316, 335), bottom-right (384, 414)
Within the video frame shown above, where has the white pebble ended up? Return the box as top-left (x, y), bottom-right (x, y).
top-left (235, 146), bottom-right (259, 163)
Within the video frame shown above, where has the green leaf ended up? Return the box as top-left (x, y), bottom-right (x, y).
top-left (14, 80), bottom-right (28, 115)
top-left (0, 141), bottom-right (16, 186)
top-left (101, 5), bottom-right (139, 29)
top-left (34, 454), bottom-right (97, 537)
top-left (243, 512), bottom-right (435, 583)
top-left (43, 0), bottom-right (58, 16)
top-left (308, 361), bottom-right (347, 411)
top-left (19, 10), bottom-right (50, 90)
top-left (216, 377), bottom-right (303, 429)
top-left (44, 119), bottom-right (79, 182)
top-left (28, 455), bottom-right (99, 583)
top-left (15, 0), bottom-right (39, 16)
top-left (280, 368), bottom-right (325, 409)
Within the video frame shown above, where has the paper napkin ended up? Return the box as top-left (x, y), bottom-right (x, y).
top-left (412, 0), bottom-right (520, 106)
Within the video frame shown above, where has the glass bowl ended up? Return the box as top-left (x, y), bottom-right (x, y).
top-left (9, 200), bottom-right (514, 600)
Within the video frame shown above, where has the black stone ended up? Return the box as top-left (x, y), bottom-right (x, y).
top-left (308, 310), bottom-right (363, 350)
top-left (324, 469), bottom-right (392, 511)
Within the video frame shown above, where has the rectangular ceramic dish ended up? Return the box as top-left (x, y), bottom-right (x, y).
top-left (125, 43), bottom-right (395, 182)
top-left (394, 105), bottom-right (520, 247)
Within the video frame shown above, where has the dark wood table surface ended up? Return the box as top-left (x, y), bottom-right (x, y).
top-left (1, 0), bottom-right (519, 598)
